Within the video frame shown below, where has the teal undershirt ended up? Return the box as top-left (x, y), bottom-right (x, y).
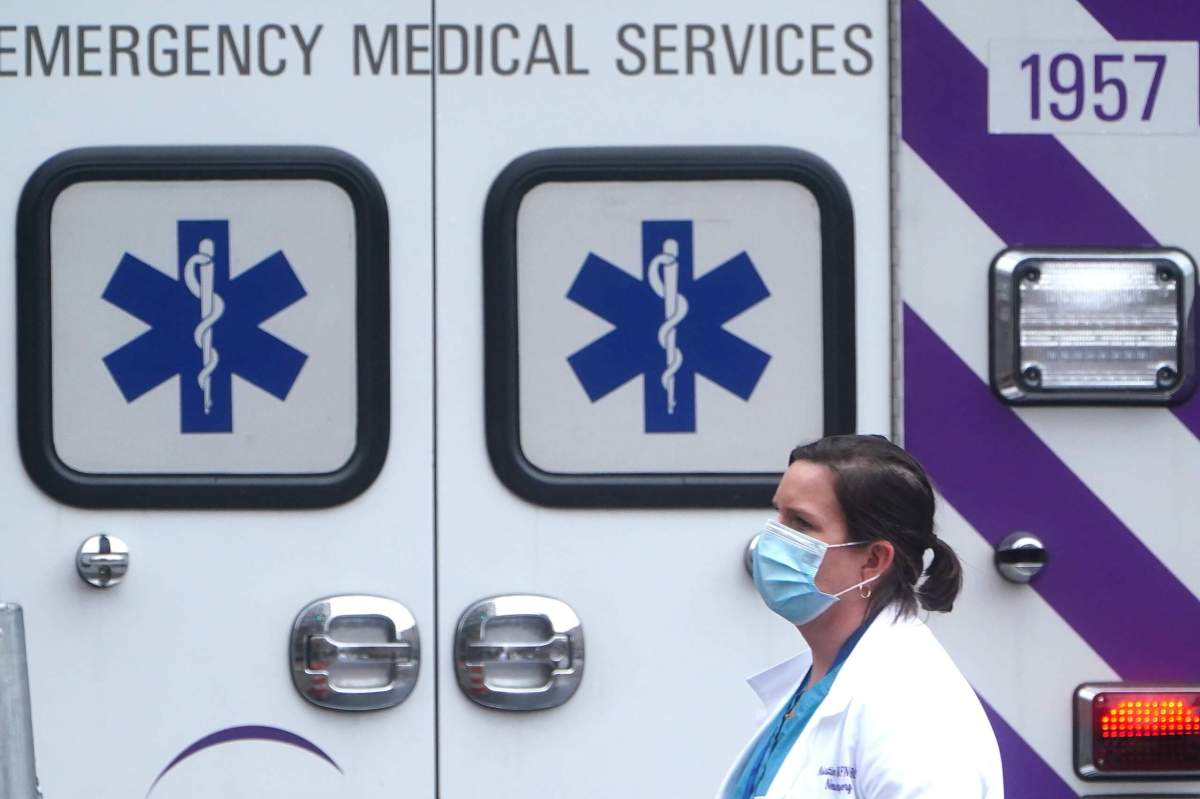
top-left (734, 622), bottom-right (869, 799)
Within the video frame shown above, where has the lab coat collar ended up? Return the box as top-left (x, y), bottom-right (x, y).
top-left (747, 649), bottom-right (813, 711)
top-left (745, 606), bottom-right (911, 715)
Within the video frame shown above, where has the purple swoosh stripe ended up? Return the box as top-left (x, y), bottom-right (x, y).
top-left (900, 0), bottom-right (1156, 247)
top-left (901, 2), bottom-right (1200, 788)
top-left (1079, 1), bottom-right (1200, 39)
top-left (905, 304), bottom-right (1200, 680)
top-left (147, 725), bottom-right (341, 796)
top-left (980, 696), bottom-right (1078, 798)
top-left (1076, 1), bottom-right (1200, 434)
top-left (902, 0), bottom-right (1200, 440)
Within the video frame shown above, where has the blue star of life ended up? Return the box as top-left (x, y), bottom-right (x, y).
top-left (102, 219), bottom-right (308, 434)
top-left (566, 220), bottom-right (771, 433)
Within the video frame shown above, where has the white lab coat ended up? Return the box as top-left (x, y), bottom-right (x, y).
top-left (716, 609), bottom-right (1003, 798)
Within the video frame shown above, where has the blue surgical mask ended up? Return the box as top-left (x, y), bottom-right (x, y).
top-left (751, 519), bottom-right (880, 625)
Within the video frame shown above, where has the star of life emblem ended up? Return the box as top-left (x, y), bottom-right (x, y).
top-left (101, 219), bottom-right (308, 434)
top-left (566, 220), bottom-right (771, 433)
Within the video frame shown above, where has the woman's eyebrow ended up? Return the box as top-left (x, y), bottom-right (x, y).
top-left (792, 513), bottom-right (818, 530)
top-left (775, 502), bottom-right (819, 530)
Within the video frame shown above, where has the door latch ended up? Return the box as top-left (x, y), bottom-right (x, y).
top-left (454, 594), bottom-right (584, 711)
top-left (290, 595), bottom-right (420, 711)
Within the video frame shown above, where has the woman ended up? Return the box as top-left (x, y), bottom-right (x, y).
top-left (717, 435), bottom-right (1002, 798)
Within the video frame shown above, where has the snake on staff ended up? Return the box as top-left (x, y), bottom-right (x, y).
top-left (647, 238), bottom-right (689, 415)
top-left (182, 237), bottom-right (225, 415)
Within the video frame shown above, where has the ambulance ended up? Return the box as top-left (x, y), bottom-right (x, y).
top-left (0, 0), bottom-right (1197, 797)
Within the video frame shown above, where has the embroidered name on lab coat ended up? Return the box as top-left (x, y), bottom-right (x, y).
top-left (817, 765), bottom-right (855, 794)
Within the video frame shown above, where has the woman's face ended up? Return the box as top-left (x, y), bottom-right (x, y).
top-left (771, 459), bottom-right (868, 596)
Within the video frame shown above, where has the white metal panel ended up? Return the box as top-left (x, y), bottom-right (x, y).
top-left (1062, 134), bottom-right (1200, 250)
top-left (0, 2), bottom-right (435, 797)
top-left (900, 0), bottom-right (1200, 792)
top-left (435, 1), bottom-right (890, 796)
top-left (925, 498), bottom-right (1117, 792)
top-left (902, 144), bottom-right (1200, 602)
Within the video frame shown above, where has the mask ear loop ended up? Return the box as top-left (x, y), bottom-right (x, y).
top-left (848, 541), bottom-right (878, 600)
top-left (831, 572), bottom-right (880, 599)
top-left (827, 541), bottom-right (878, 600)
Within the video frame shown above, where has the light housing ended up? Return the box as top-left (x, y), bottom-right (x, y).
top-left (991, 249), bottom-right (1196, 404)
top-left (1076, 683), bottom-right (1200, 779)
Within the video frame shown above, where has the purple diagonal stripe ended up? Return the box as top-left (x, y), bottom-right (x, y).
top-left (905, 304), bottom-right (1200, 681)
top-left (900, 0), bottom-right (1156, 247)
top-left (147, 725), bottom-right (341, 796)
top-left (1080, 0), bottom-right (1200, 39)
top-left (979, 697), bottom-right (1078, 798)
top-left (1077, 0), bottom-right (1200, 435)
top-left (902, 0), bottom-right (1200, 440)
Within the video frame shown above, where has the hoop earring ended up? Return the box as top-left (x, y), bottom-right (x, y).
top-left (860, 584), bottom-right (872, 600)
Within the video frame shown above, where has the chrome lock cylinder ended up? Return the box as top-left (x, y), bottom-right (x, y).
top-left (993, 532), bottom-right (1048, 584)
top-left (76, 534), bottom-right (129, 588)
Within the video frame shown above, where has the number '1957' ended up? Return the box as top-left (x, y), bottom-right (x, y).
top-left (1020, 52), bottom-right (1165, 122)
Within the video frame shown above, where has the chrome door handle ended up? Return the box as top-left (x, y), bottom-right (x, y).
top-left (455, 595), bottom-right (584, 711)
top-left (290, 595), bottom-right (420, 711)
top-left (306, 636), bottom-right (415, 672)
top-left (464, 633), bottom-right (574, 667)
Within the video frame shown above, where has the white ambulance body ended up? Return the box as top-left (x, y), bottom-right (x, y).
top-left (901, 1), bottom-right (1200, 797)
top-left (1, 1), bottom-right (1197, 797)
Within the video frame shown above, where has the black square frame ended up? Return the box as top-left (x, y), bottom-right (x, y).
top-left (483, 146), bottom-right (856, 508)
top-left (17, 146), bottom-right (390, 508)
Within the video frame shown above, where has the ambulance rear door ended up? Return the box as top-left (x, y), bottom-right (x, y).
top-left (434, 1), bottom-right (891, 796)
top-left (0, 2), bottom-right (436, 796)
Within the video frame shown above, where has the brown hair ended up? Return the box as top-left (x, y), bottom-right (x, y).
top-left (788, 434), bottom-right (961, 617)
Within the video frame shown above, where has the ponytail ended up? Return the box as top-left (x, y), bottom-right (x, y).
top-left (918, 537), bottom-right (962, 613)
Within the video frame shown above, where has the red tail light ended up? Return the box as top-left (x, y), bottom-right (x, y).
top-left (1076, 685), bottom-right (1200, 779)
top-left (1099, 697), bottom-right (1200, 738)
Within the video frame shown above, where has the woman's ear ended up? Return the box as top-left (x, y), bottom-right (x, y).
top-left (863, 540), bottom-right (895, 578)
